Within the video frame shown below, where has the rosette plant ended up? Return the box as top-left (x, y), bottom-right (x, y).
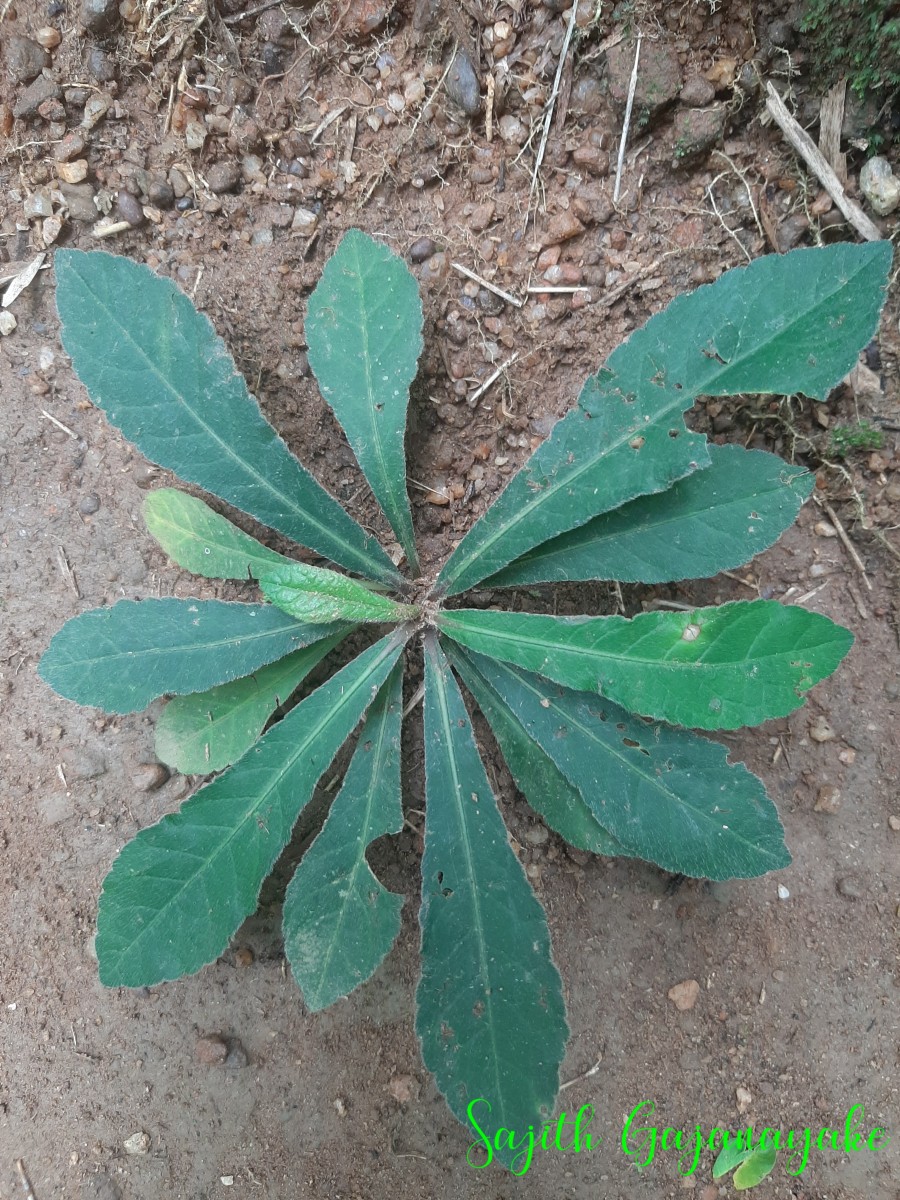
top-left (40, 234), bottom-right (890, 1165)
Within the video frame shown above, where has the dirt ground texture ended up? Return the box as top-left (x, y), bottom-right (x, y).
top-left (1, 0), bottom-right (899, 1196)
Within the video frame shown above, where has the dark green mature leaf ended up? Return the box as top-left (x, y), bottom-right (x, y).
top-left (439, 602), bottom-right (853, 730)
top-left (416, 633), bottom-right (568, 1166)
top-left (444, 641), bottom-right (629, 856)
top-left (145, 489), bottom-right (295, 580)
top-left (486, 444), bottom-right (813, 586)
top-left (39, 598), bottom-right (343, 714)
top-left (154, 631), bottom-right (349, 773)
top-left (283, 663), bottom-right (404, 1011)
top-left (451, 651), bottom-right (789, 879)
top-left (261, 563), bottom-right (418, 625)
top-left (96, 630), bottom-right (408, 987)
top-left (435, 242), bottom-right (891, 597)
top-left (307, 229), bottom-right (422, 571)
top-left (55, 249), bottom-right (403, 587)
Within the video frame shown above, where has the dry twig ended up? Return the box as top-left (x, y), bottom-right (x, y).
top-left (765, 82), bottom-right (881, 241)
top-left (451, 262), bottom-right (524, 308)
top-left (613, 33), bottom-right (642, 203)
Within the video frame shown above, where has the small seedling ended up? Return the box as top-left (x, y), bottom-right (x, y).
top-left (41, 233), bottom-right (890, 1167)
top-left (828, 419), bottom-right (886, 458)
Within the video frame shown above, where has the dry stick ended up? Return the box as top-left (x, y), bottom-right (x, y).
top-left (561, 1056), bottom-right (602, 1094)
top-left (765, 82), bottom-right (881, 242)
top-left (451, 262), bottom-right (523, 308)
top-left (526, 0), bottom-right (578, 228)
top-left (467, 352), bottom-right (520, 406)
top-left (596, 256), bottom-right (662, 310)
top-left (40, 410), bottom-right (78, 439)
top-left (15, 1161), bottom-right (37, 1200)
top-left (814, 495), bottom-right (873, 590)
top-left (613, 33), bottom-right (642, 204)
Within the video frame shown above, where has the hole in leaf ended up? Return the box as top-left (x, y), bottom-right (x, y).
top-left (616, 722), bottom-right (626, 731)
top-left (629, 436), bottom-right (645, 450)
top-left (668, 429), bottom-right (680, 438)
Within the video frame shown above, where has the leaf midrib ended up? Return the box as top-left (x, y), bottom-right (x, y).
top-left (308, 673), bottom-right (398, 1007)
top-left (442, 609), bottom-right (833, 673)
top-left (68, 256), bottom-right (396, 584)
top-left (484, 655), bottom-right (785, 868)
top-left (106, 635), bottom-right (405, 974)
top-left (438, 256), bottom-right (875, 595)
top-left (424, 638), bottom-right (505, 1116)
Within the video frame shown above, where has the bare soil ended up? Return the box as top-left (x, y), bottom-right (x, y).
top-left (1, 1), bottom-right (899, 1197)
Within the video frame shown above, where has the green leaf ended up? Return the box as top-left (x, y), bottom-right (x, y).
top-left (435, 242), bottom-right (891, 597)
top-left (485, 444), bottom-right (814, 587)
top-left (416, 633), bottom-right (568, 1167)
top-left (144, 488), bottom-right (295, 580)
top-left (55, 249), bottom-right (403, 587)
top-left (445, 651), bottom-right (790, 880)
top-left (261, 563), bottom-right (419, 625)
top-left (307, 229), bottom-right (423, 572)
top-left (96, 629), bottom-right (408, 987)
top-left (283, 662), bottom-right (405, 1011)
top-left (154, 631), bottom-right (348, 772)
top-left (39, 598), bottom-right (343, 714)
top-left (732, 1140), bottom-right (777, 1189)
top-left (443, 639), bottom-right (630, 856)
top-left (439, 601), bottom-right (853, 730)
top-left (712, 1138), bottom-right (755, 1178)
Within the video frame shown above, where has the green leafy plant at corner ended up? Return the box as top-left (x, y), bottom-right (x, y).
top-left (39, 232), bottom-right (891, 1168)
top-left (828, 419), bottom-right (886, 458)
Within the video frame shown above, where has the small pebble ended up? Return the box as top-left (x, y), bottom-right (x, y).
top-left (206, 161), bottom-right (242, 194)
top-left (524, 824), bottom-right (549, 846)
top-left (888, 815), bottom-right (900, 832)
top-left (132, 762), bottom-right (169, 792)
top-left (195, 1035), bottom-right (228, 1065)
top-left (116, 190), bottom-right (145, 227)
top-left (79, 493), bottom-right (101, 515)
top-left (445, 47), bottom-right (480, 115)
top-left (0, 312), bottom-right (17, 337)
top-left (57, 160), bottom-right (89, 185)
top-left (836, 875), bottom-right (863, 900)
top-left (234, 947), bottom-right (254, 967)
top-left (224, 1040), bottom-right (249, 1069)
top-left (82, 93), bottom-right (111, 129)
top-left (36, 26), bottom-right (62, 49)
top-left (24, 191), bottom-right (54, 219)
top-left (809, 716), bottom-right (836, 742)
top-left (409, 236), bottom-right (437, 263)
top-left (814, 521), bottom-right (838, 538)
top-left (468, 201), bottom-right (495, 232)
top-left (123, 1132), bottom-right (151, 1156)
top-left (814, 785), bottom-right (841, 813)
top-left (132, 462), bottom-right (158, 488)
top-left (6, 35), bottom-right (50, 83)
top-left (86, 46), bottom-right (117, 82)
top-left (80, 0), bottom-right (120, 35)
top-left (667, 979), bottom-right (700, 1011)
top-left (860, 155), bottom-right (900, 217)
top-left (777, 884), bottom-right (790, 900)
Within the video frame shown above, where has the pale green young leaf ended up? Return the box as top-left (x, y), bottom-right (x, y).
top-left (449, 651), bottom-right (790, 880)
top-left (39, 598), bottom-right (343, 714)
top-left (416, 633), bottom-right (568, 1167)
top-left (486, 444), bottom-right (813, 587)
top-left (144, 488), bottom-right (296, 580)
top-left (283, 663), bottom-right (405, 1011)
top-left (439, 601), bottom-right (853, 730)
top-left (155, 630), bottom-right (349, 772)
top-left (443, 640), bottom-right (630, 856)
top-left (732, 1141), bottom-right (778, 1190)
top-left (96, 630), bottom-right (408, 987)
top-left (261, 562), bottom-right (418, 625)
top-left (55, 249), bottom-right (404, 586)
top-left (307, 229), bottom-right (422, 571)
top-left (436, 242), bottom-right (891, 597)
